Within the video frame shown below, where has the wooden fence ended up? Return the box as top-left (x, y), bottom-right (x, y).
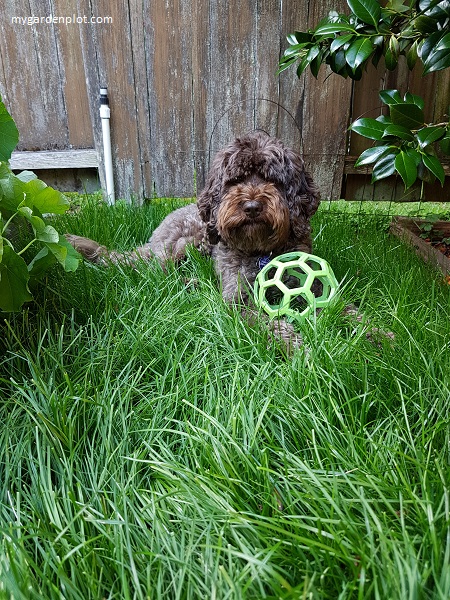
top-left (1, 0), bottom-right (449, 202)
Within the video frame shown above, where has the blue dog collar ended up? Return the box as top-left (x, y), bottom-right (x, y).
top-left (258, 255), bottom-right (272, 270)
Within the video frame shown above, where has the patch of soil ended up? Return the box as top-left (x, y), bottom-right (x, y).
top-left (423, 238), bottom-right (450, 259)
top-left (390, 217), bottom-right (450, 277)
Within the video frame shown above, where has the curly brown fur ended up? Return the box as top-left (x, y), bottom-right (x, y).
top-left (67, 131), bottom-right (322, 350)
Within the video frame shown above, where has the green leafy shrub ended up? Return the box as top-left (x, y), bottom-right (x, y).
top-left (279, 0), bottom-right (450, 191)
top-left (0, 99), bottom-right (80, 312)
top-left (350, 89), bottom-right (450, 188)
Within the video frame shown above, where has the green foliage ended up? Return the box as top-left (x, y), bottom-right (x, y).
top-left (279, 0), bottom-right (450, 79)
top-left (279, 0), bottom-right (450, 194)
top-left (0, 99), bottom-right (80, 312)
top-left (351, 89), bottom-right (450, 187)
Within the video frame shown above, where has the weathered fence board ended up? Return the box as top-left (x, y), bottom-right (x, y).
top-left (0, 1), bottom-right (448, 201)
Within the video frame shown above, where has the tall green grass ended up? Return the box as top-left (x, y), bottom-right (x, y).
top-left (1, 198), bottom-right (449, 599)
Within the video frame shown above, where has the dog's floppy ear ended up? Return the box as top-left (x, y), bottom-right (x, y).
top-left (283, 148), bottom-right (320, 239)
top-left (197, 151), bottom-right (228, 245)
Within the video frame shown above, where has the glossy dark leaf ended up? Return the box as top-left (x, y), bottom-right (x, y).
top-left (403, 92), bottom-right (424, 110)
top-left (405, 147), bottom-right (422, 167)
top-left (382, 124), bottom-right (415, 141)
top-left (314, 23), bottom-right (357, 36)
top-left (329, 49), bottom-right (348, 74)
top-left (390, 103), bottom-right (425, 129)
top-left (355, 145), bottom-right (392, 166)
top-left (287, 31), bottom-right (313, 45)
top-left (371, 151), bottom-right (399, 182)
top-left (422, 42), bottom-right (450, 74)
top-left (347, 0), bottom-right (381, 26)
top-left (395, 150), bottom-right (418, 188)
top-left (379, 89), bottom-right (403, 105)
top-left (416, 125), bottom-right (446, 148)
top-left (422, 153), bottom-right (445, 185)
top-left (384, 47), bottom-right (398, 70)
top-left (330, 34), bottom-right (354, 52)
top-left (414, 15), bottom-right (440, 33)
top-left (310, 51), bottom-right (323, 78)
top-left (296, 46), bottom-right (320, 77)
top-left (406, 41), bottom-right (419, 70)
top-left (350, 118), bottom-right (387, 140)
top-left (345, 37), bottom-right (374, 69)
top-left (419, 30), bottom-right (443, 62)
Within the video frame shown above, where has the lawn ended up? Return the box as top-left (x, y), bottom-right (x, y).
top-left (1, 197), bottom-right (450, 599)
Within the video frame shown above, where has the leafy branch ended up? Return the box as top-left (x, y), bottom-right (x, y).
top-left (279, 0), bottom-right (450, 80)
top-left (279, 0), bottom-right (450, 191)
top-left (0, 99), bottom-right (80, 312)
top-left (350, 89), bottom-right (450, 187)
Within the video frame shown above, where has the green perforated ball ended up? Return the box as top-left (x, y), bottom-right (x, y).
top-left (254, 252), bottom-right (339, 322)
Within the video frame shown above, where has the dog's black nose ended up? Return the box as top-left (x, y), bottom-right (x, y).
top-left (242, 200), bottom-right (262, 218)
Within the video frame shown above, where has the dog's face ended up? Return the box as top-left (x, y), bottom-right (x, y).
top-left (197, 131), bottom-right (319, 254)
top-left (216, 181), bottom-right (290, 253)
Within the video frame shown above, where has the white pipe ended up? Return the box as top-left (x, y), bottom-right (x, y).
top-left (99, 86), bottom-right (115, 204)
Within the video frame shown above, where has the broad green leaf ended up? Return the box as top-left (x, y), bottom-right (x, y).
top-left (422, 47), bottom-right (450, 74)
top-left (384, 47), bottom-right (398, 70)
top-left (15, 170), bottom-right (38, 183)
top-left (27, 246), bottom-right (57, 281)
top-left (418, 30), bottom-right (441, 58)
top-left (0, 99), bottom-right (19, 162)
top-left (57, 237), bottom-right (81, 272)
top-left (329, 49), bottom-right (347, 74)
top-left (382, 124), bottom-right (415, 141)
top-left (330, 34), bottom-right (354, 52)
top-left (345, 37), bottom-right (374, 69)
top-left (416, 126), bottom-right (446, 148)
top-left (414, 15), bottom-right (440, 33)
top-left (314, 23), bottom-right (357, 36)
top-left (282, 44), bottom-right (310, 59)
top-left (395, 150), bottom-right (418, 188)
top-left (0, 245), bottom-right (32, 311)
top-left (347, 0), bottom-right (381, 25)
top-left (371, 151), bottom-right (399, 182)
top-left (355, 145), bottom-right (392, 166)
top-left (389, 35), bottom-right (400, 58)
top-left (390, 103), bottom-right (424, 129)
top-left (277, 57), bottom-right (297, 74)
top-left (406, 40), bottom-right (419, 70)
top-left (45, 236), bottom-right (80, 272)
top-left (422, 153), bottom-right (445, 185)
top-left (0, 165), bottom-right (26, 211)
top-left (379, 89), bottom-right (403, 105)
top-left (22, 179), bottom-right (70, 215)
top-left (350, 118), bottom-right (387, 140)
top-left (296, 46), bottom-right (321, 77)
top-left (287, 32), bottom-right (313, 45)
top-left (405, 147), bottom-right (422, 166)
top-left (17, 206), bottom-right (60, 243)
top-left (403, 92), bottom-right (424, 110)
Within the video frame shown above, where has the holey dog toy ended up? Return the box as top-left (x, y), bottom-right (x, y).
top-left (254, 252), bottom-right (339, 323)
